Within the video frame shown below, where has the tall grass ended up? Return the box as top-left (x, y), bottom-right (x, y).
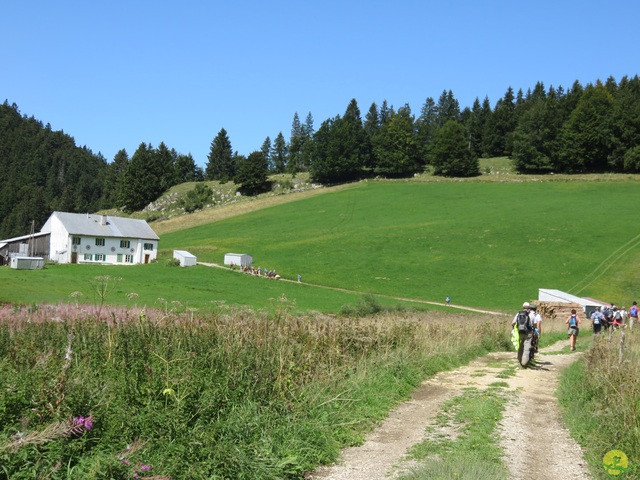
top-left (557, 331), bottom-right (640, 478)
top-left (0, 303), bottom-right (508, 479)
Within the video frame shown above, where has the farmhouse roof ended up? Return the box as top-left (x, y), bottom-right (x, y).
top-left (41, 212), bottom-right (160, 240)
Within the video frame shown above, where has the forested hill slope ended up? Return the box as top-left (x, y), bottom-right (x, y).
top-left (0, 101), bottom-right (107, 238)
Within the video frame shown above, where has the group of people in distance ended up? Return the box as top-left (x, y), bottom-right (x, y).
top-left (229, 262), bottom-right (281, 279)
top-left (512, 300), bottom-right (638, 368)
top-left (240, 264), bottom-right (280, 279)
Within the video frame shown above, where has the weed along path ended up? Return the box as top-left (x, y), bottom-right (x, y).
top-left (308, 341), bottom-right (592, 480)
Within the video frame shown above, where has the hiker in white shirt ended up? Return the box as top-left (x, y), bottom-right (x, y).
top-left (529, 304), bottom-right (542, 353)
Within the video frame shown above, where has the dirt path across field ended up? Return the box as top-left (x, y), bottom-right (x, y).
top-left (307, 341), bottom-right (593, 480)
top-left (198, 262), bottom-right (504, 315)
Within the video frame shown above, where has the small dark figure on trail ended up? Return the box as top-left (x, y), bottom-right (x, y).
top-left (446, 295), bottom-right (451, 306)
top-left (566, 309), bottom-right (581, 351)
top-left (297, 274), bottom-right (302, 283)
top-left (512, 302), bottom-right (534, 367)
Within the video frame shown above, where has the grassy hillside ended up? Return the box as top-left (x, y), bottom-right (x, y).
top-left (2, 172), bottom-right (640, 313)
top-left (158, 179), bottom-right (640, 310)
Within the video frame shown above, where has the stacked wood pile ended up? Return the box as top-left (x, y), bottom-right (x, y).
top-left (531, 301), bottom-right (583, 320)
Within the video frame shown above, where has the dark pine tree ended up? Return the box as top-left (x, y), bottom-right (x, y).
top-left (206, 128), bottom-right (234, 182)
top-left (234, 151), bottom-right (269, 195)
top-left (373, 104), bottom-right (422, 177)
top-left (431, 120), bottom-right (479, 177)
top-left (272, 132), bottom-right (288, 173)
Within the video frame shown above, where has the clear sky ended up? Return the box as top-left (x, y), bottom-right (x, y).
top-left (2, 1), bottom-right (638, 167)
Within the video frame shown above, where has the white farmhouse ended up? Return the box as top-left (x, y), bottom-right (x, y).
top-left (41, 212), bottom-right (159, 265)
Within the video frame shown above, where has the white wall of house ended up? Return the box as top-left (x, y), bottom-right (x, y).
top-left (48, 214), bottom-right (71, 263)
top-left (75, 237), bottom-right (158, 265)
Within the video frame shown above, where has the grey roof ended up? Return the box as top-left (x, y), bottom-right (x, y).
top-left (43, 212), bottom-right (160, 240)
top-left (174, 250), bottom-right (196, 258)
top-left (0, 231), bottom-right (50, 246)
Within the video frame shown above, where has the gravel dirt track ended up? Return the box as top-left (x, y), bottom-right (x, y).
top-left (307, 341), bottom-right (592, 480)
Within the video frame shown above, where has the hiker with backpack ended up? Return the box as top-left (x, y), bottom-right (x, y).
top-left (612, 307), bottom-right (623, 329)
top-left (566, 309), bottom-right (581, 351)
top-left (530, 304), bottom-right (542, 354)
top-left (629, 301), bottom-right (638, 330)
top-left (591, 306), bottom-right (605, 335)
top-left (512, 302), bottom-right (535, 367)
top-left (602, 304), bottom-right (614, 332)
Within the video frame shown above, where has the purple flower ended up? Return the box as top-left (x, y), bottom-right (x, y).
top-left (83, 417), bottom-right (93, 430)
top-left (122, 459), bottom-right (131, 466)
top-left (140, 464), bottom-right (151, 471)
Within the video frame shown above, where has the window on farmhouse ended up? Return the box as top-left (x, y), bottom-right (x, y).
top-left (84, 254), bottom-right (92, 261)
top-left (72, 237), bottom-right (81, 245)
top-left (95, 254), bottom-right (105, 261)
top-left (125, 255), bottom-right (134, 263)
top-left (117, 254), bottom-right (123, 263)
top-left (120, 240), bottom-right (130, 249)
top-left (144, 243), bottom-right (153, 251)
top-left (95, 238), bottom-right (105, 246)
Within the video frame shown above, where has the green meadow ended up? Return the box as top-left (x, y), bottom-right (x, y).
top-left (2, 176), bottom-right (640, 479)
top-left (2, 178), bottom-right (639, 313)
top-left (159, 179), bottom-right (640, 310)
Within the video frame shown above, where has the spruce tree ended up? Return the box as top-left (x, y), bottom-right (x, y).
top-left (261, 136), bottom-right (272, 171)
top-left (272, 132), bottom-right (288, 173)
top-left (206, 128), bottom-right (234, 182)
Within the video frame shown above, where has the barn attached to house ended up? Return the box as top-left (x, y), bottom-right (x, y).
top-left (0, 232), bottom-right (50, 265)
top-left (224, 253), bottom-right (252, 267)
top-left (40, 212), bottom-right (160, 265)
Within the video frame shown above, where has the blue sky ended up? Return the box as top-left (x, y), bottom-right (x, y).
top-left (2, 1), bottom-right (638, 167)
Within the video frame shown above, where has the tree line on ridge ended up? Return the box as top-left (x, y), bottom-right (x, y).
top-left (1, 74), bottom-right (639, 239)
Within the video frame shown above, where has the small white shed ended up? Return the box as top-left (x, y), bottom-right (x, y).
top-left (224, 253), bottom-right (252, 267)
top-left (173, 250), bottom-right (197, 267)
top-left (10, 256), bottom-right (45, 270)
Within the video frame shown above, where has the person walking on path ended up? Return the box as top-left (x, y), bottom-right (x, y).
top-left (530, 304), bottom-right (542, 353)
top-left (629, 301), bottom-right (638, 330)
top-left (591, 306), bottom-right (604, 335)
top-left (512, 302), bottom-right (534, 367)
top-left (566, 308), bottom-right (581, 351)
